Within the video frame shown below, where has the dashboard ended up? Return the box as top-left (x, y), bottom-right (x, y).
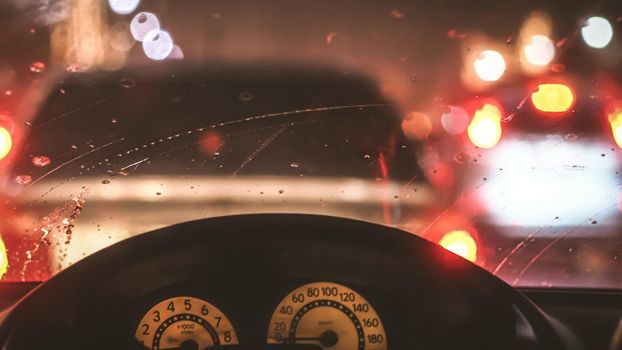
top-left (0, 214), bottom-right (574, 349)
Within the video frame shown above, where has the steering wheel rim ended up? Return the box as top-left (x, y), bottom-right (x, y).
top-left (0, 214), bottom-right (568, 349)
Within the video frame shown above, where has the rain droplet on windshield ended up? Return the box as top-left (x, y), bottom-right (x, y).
top-left (550, 63), bottom-right (566, 73)
top-left (15, 175), bottom-right (32, 185)
top-left (390, 9), bottom-right (404, 19)
top-left (66, 64), bottom-right (81, 73)
top-left (454, 152), bottom-right (471, 164)
top-left (29, 61), bottom-right (46, 74)
top-left (326, 32), bottom-right (338, 45)
top-left (290, 162), bottom-right (300, 168)
top-left (32, 155), bottom-right (51, 167)
top-left (120, 78), bottom-right (136, 88)
top-left (102, 179), bottom-right (111, 184)
top-left (238, 91), bottom-right (254, 101)
top-left (564, 133), bottom-right (578, 142)
top-left (447, 29), bottom-right (467, 39)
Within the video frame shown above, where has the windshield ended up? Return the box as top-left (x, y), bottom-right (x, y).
top-left (0, 0), bottom-right (621, 289)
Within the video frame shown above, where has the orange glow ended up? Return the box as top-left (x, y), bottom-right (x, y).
top-left (531, 84), bottom-right (575, 113)
top-left (518, 11), bottom-right (554, 74)
top-left (467, 104), bottom-right (502, 148)
top-left (439, 230), bottom-right (478, 262)
top-left (0, 127), bottom-right (12, 160)
top-left (401, 112), bottom-right (432, 140)
top-left (609, 106), bottom-right (622, 148)
top-left (0, 234), bottom-right (7, 279)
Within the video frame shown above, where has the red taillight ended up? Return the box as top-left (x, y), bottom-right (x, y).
top-left (199, 131), bottom-right (221, 156)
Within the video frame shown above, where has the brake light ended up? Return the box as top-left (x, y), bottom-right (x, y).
top-left (0, 234), bottom-right (7, 279)
top-left (0, 127), bottom-right (12, 160)
top-left (531, 84), bottom-right (575, 114)
top-left (467, 103), bottom-right (502, 148)
top-left (199, 131), bottom-right (221, 156)
top-left (609, 106), bottom-right (622, 148)
top-left (439, 230), bottom-right (478, 262)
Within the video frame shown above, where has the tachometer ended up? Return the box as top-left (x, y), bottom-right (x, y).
top-left (136, 296), bottom-right (238, 350)
top-left (267, 282), bottom-right (387, 350)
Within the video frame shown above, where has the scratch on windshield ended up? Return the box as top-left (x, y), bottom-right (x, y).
top-left (30, 137), bottom-right (126, 186)
top-left (232, 126), bottom-right (286, 176)
top-left (32, 103), bottom-right (390, 197)
top-left (511, 203), bottom-right (618, 285)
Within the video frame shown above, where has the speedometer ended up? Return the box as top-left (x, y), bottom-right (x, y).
top-left (135, 296), bottom-right (238, 350)
top-left (267, 282), bottom-right (387, 350)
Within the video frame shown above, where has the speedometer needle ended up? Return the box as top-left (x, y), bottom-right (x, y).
top-left (282, 330), bottom-right (339, 347)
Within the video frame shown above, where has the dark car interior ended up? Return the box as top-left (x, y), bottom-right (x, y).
top-left (0, 0), bottom-right (621, 349)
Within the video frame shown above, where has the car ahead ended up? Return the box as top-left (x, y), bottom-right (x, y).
top-left (0, 0), bottom-right (621, 349)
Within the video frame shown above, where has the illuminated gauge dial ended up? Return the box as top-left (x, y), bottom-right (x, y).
top-left (135, 296), bottom-right (238, 350)
top-left (267, 282), bottom-right (387, 350)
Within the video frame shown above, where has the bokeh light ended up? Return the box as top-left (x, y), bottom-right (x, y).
top-left (0, 234), bottom-right (7, 279)
top-left (482, 137), bottom-right (619, 227)
top-left (473, 50), bottom-right (506, 82)
top-left (520, 11), bottom-right (553, 39)
top-left (401, 112), bottom-right (432, 140)
top-left (142, 30), bottom-right (174, 60)
top-left (467, 103), bottom-right (502, 148)
top-left (523, 35), bottom-right (555, 66)
top-left (581, 16), bottom-right (613, 49)
top-left (109, 22), bottom-right (135, 52)
top-left (439, 230), bottom-right (478, 262)
top-left (531, 84), bottom-right (575, 114)
top-left (108, 0), bottom-right (140, 15)
top-left (518, 11), bottom-right (554, 74)
top-left (0, 127), bottom-right (12, 160)
top-left (609, 105), bottom-right (622, 148)
top-left (441, 105), bottom-right (469, 135)
top-left (130, 12), bottom-right (160, 42)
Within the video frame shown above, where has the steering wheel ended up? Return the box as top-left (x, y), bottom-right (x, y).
top-left (0, 214), bottom-right (571, 349)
